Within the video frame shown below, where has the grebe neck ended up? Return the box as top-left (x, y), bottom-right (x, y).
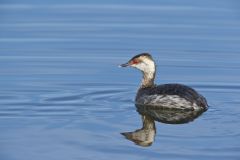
top-left (141, 70), bottom-right (156, 88)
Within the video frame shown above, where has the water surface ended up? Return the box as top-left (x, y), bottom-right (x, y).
top-left (0, 0), bottom-right (240, 159)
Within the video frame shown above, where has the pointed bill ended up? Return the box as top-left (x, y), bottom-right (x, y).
top-left (119, 62), bottom-right (129, 67)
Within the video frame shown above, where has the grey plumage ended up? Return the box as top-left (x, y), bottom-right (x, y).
top-left (136, 84), bottom-right (208, 110)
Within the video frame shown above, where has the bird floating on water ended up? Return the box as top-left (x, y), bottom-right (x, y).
top-left (120, 53), bottom-right (208, 111)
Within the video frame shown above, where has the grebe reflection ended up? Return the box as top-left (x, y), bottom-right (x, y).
top-left (121, 105), bottom-right (206, 147)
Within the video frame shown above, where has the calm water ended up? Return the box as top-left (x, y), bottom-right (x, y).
top-left (1, 0), bottom-right (240, 159)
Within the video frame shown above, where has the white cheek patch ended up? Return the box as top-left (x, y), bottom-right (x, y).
top-left (133, 60), bottom-right (155, 73)
top-left (133, 63), bottom-right (145, 70)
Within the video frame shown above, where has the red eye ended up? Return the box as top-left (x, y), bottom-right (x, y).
top-left (131, 59), bottom-right (139, 65)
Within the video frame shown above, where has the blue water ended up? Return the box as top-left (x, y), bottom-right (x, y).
top-left (1, 0), bottom-right (240, 159)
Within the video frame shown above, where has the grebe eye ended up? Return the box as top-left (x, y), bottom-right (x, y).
top-left (132, 59), bottom-right (139, 65)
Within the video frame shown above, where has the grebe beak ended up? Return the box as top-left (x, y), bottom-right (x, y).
top-left (119, 62), bottom-right (129, 67)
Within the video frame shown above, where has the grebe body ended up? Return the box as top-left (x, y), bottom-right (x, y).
top-left (120, 53), bottom-right (208, 110)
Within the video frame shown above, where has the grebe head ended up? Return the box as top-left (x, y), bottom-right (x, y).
top-left (120, 53), bottom-right (156, 88)
top-left (120, 53), bottom-right (156, 73)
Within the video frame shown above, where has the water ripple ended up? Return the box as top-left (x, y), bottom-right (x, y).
top-left (0, 83), bottom-right (134, 118)
top-left (0, 82), bottom-right (239, 118)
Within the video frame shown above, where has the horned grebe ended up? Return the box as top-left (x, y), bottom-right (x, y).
top-left (120, 53), bottom-right (208, 110)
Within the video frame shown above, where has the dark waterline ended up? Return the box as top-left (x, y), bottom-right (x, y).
top-left (0, 0), bottom-right (240, 160)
